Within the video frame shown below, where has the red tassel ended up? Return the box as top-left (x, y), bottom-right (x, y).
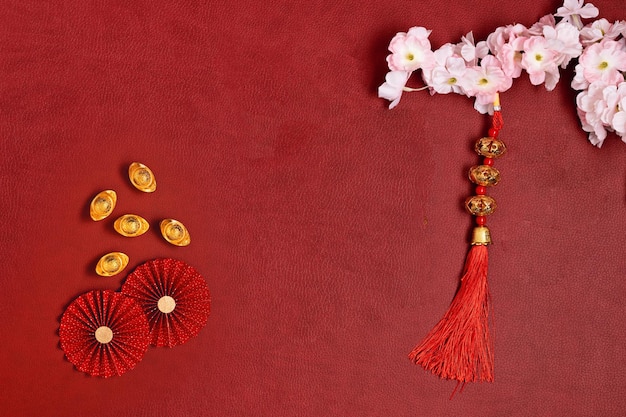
top-left (409, 243), bottom-right (494, 383)
top-left (410, 94), bottom-right (502, 385)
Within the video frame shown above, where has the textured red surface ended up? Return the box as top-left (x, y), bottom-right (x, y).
top-left (1, 1), bottom-right (625, 416)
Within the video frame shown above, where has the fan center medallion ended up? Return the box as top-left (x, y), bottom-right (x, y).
top-left (95, 326), bottom-right (114, 344)
top-left (157, 296), bottom-right (176, 314)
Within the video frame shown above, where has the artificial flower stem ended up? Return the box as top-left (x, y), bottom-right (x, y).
top-left (402, 86), bottom-right (430, 92)
top-left (571, 14), bottom-right (583, 30)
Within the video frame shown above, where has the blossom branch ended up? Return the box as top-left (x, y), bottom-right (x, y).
top-left (378, 0), bottom-right (626, 147)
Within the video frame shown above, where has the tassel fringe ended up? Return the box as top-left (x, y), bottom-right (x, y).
top-left (409, 245), bottom-right (493, 383)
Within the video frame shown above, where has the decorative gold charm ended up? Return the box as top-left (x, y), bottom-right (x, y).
top-left (114, 214), bottom-right (150, 237)
top-left (470, 226), bottom-right (492, 246)
top-left (469, 165), bottom-right (501, 187)
top-left (89, 190), bottom-right (117, 221)
top-left (465, 195), bottom-right (497, 216)
top-left (160, 219), bottom-right (191, 246)
top-left (95, 252), bottom-right (129, 276)
top-left (128, 162), bottom-right (156, 193)
top-left (475, 137), bottom-right (507, 158)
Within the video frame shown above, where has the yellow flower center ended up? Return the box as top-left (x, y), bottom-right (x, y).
top-left (479, 78), bottom-right (489, 85)
top-left (598, 61), bottom-right (608, 70)
top-left (406, 53), bottom-right (414, 61)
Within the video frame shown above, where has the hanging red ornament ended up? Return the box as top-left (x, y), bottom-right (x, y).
top-left (59, 290), bottom-right (150, 377)
top-left (121, 258), bottom-right (211, 348)
top-left (409, 94), bottom-right (505, 384)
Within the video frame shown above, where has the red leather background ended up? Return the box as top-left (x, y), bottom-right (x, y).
top-left (1, 1), bottom-right (625, 416)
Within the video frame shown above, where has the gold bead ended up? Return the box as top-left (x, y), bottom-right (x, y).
top-left (469, 165), bottom-right (501, 187)
top-left (113, 214), bottom-right (150, 237)
top-left (475, 137), bottom-right (507, 158)
top-left (95, 252), bottom-right (129, 276)
top-left (128, 162), bottom-right (156, 193)
top-left (160, 219), bottom-right (191, 247)
top-left (89, 190), bottom-right (117, 221)
top-left (465, 195), bottom-right (497, 216)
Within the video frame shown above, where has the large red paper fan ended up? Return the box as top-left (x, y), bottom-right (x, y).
top-left (59, 290), bottom-right (150, 377)
top-left (121, 258), bottom-right (211, 347)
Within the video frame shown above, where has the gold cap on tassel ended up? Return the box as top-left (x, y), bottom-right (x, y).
top-left (471, 226), bottom-right (492, 246)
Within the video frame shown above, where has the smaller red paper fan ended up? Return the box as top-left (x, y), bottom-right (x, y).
top-left (121, 258), bottom-right (211, 347)
top-left (59, 290), bottom-right (150, 377)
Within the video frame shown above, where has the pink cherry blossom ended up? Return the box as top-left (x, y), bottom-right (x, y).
top-left (521, 36), bottom-right (560, 89)
top-left (378, 71), bottom-right (410, 109)
top-left (580, 19), bottom-right (626, 45)
top-left (612, 87), bottom-right (626, 138)
top-left (576, 80), bottom-right (611, 146)
top-left (607, 83), bottom-right (626, 138)
top-left (497, 37), bottom-right (527, 78)
top-left (543, 21), bottom-right (583, 68)
top-left (386, 27), bottom-right (436, 72)
top-left (429, 56), bottom-right (468, 94)
top-left (462, 56), bottom-right (513, 113)
top-left (421, 43), bottom-right (456, 86)
top-left (486, 24), bottom-right (528, 78)
top-left (600, 83), bottom-right (626, 126)
top-left (571, 63), bottom-right (589, 90)
top-left (579, 39), bottom-right (626, 85)
top-left (529, 14), bottom-right (557, 36)
top-left (613, 109), bottom-right (626, 138)
top-left (555, 0), bottom-right (599, 29)
top-left (458, 32), bottom-right (489, 65)
top-left (486, 24), bottom-right (529, 56)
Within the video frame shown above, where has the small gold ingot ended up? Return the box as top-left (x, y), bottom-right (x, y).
top-left (471, 226), bottom-right (492, 246)
top-left (160, 219), bottom-right (191, 247)
top-left (95, 252), bottom-right (129, 276)
top-left (114, 214), bottom-right (150, 237)
top-left (128, 162), bottom-right (156, 193)
top-left (90, 190), bottom-right (117, 221)
top-left (475, 137), bottom-right (507, 158)
top-left (95, 326), bottom-right (114, 344)
top-left (469, 165), bottom-right (501, 187)
top-left (465, 195), bottom-right (497, 216)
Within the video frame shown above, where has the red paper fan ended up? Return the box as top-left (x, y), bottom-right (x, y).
top-left (59, 290), bottom-right (150, 377)
top-left (121, 258), bottom-right (211, 347)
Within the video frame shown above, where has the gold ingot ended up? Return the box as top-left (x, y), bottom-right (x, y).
top-left (128, 162), bottom-right (156, 193)
top-left (160, 219), bottom-right (191, 247)
top-left (469, 165), bottom-right (501, 187)
top-left (470, 226), bottom-right (492, 246)
top-left (465, 195), bottom-right (497, 216)
top-left (475, 137), bottom-right (507, 158)
top-left (114, 214), bottom-right (150, 237)
top-left (95, 252), bottom-right (129, 276)
top-left (90, 190), bottom-right (117, 221)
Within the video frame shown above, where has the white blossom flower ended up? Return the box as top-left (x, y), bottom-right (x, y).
top-left (555, 0), bottom-right (599, 29)
top-left (521, 36), bottom-right (560, 89)
top-left (580, 19), bottom-right (626, 45)
top-left (378, 71), bottom-right (411, 109)
top-left (386, 27), bottom-right (436, 72)
top-left (579, 39), bottom-right (626, 85)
